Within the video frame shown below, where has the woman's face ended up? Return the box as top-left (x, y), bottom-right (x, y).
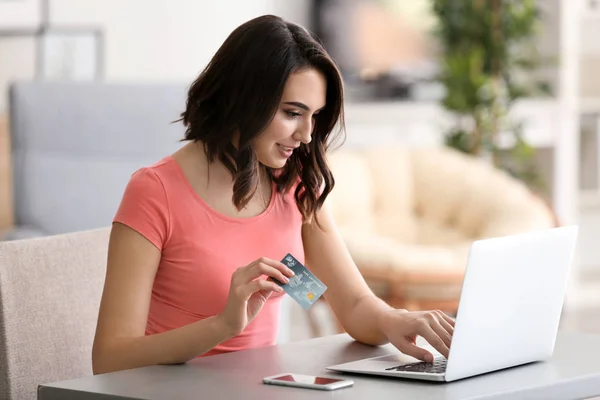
top-left (252, 68), bottom-right (327, 169)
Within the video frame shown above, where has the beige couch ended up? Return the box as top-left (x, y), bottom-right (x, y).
top-left (326, 146), bottom-right (556, 311)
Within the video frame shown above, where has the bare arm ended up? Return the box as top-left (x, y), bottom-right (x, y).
top-left (91, 223), bottom-right (234, 374)
top-left (302, 203), bottom-right (392, 345)
top-left (302, 203), bottom-right (455, 360)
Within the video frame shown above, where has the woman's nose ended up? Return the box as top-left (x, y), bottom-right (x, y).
top-left (296, 120), bottom-right (313, 144)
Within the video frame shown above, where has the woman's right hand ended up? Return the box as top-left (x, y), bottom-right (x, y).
top-left (218, 257), bottom-right (295, 336)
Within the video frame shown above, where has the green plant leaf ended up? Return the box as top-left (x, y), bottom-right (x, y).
top-left (432, 0), bottom-right (549, 192)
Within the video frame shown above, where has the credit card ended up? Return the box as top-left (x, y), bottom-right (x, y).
top-left (275, 253), bottom-right (328, 310)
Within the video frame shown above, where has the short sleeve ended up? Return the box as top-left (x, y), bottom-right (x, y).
top-left (113, 168), bottom-right (170, 250)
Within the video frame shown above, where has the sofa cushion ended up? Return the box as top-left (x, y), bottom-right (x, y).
top-left (345, 232), bottom-right (470, 274)
top-left (410, 147), bottom-right (487, 238)
top-left (364, 146), bottom-right (416, 243)
top-left (413, 216), bottom-right (471, 246)
top-left (331, 145), bottom-right (556, 281)
top-left (9, 82), bottom-right (186, 235)
top-left (327, 150), bottom-right (375, 234)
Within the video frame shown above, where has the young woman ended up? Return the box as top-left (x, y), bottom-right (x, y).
top-left (92, 14), bottom-right (454, 374)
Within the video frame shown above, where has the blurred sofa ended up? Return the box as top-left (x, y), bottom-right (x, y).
top-left (3, 82), bottom-right (187, 240)
top-left (326, 145), bottom-right (557, 312)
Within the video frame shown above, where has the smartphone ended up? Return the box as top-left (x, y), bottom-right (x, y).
top-left (263, 373), bottom-right (354, 391)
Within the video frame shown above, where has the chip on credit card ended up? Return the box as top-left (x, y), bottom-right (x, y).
top-left (274, 253), bottom-right (328, 310)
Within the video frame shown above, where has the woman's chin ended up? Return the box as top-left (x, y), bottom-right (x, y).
top-left (264, 160), bottom-right (287, 169)
top-left (259, 155), bottom-right (288, 169)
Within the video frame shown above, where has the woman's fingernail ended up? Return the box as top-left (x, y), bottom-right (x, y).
top-left (426, 354), bottom-right (434, 363)
top-left (283, 276), bottom-right (290, 283)
top-left (287, 269), bottom-right (295, 276)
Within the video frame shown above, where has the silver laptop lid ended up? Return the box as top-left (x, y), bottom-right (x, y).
top-left (444, 226), bottom-right (578, 382)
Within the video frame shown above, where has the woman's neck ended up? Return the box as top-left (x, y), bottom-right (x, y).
top-left (191, 141), bottom-right (272, 189)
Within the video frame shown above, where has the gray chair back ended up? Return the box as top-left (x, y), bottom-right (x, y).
top-left (8, 82), bottom-right (186, 236)
top-left (0, 227), bottom-right (110, 400)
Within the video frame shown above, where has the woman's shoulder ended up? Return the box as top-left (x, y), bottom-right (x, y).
top-left (114, 157), bottom-right (177, 249)
top-left (134, 155), bottom-right (177, 177)
top-left (117, 156), bottom-right (187, 216)
top-left (126, 156), bottom-right (180, 188)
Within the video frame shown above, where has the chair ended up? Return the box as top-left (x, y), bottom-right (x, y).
top-left (0, 227), bottom-right (109, 400)
top-left (326, 145), bottom-right (557, 314)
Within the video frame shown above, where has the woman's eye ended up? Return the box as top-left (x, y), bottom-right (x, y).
top-left (286, 111), bottom-right (302, 118)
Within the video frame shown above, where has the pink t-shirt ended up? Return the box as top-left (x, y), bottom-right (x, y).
top-left (113, 156), bottom-right (305, 357)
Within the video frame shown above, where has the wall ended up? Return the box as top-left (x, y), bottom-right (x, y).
top-left (49, 0), bottom-right (312, 81)
top-left (0, 38), bottom-right (36, 112)
top-left (0, 0), bottom-right (312, 112)
top-left (4, 1), bottom-right (596, 106)
top-left (50, 0), bottom-right (265, 82)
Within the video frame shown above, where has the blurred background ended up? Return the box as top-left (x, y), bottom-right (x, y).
top-left (0, 0), bottom-right (598, 343)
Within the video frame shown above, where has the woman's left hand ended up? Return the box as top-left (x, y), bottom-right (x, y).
top-left (378, 309), bottom-right (455, 362)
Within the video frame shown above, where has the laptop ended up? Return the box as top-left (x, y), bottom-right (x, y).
top-left (327, 225), bottom-right (579, 382)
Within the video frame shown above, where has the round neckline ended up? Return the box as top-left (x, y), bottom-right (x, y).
top-left (166, 155), bottom-right (277, 224)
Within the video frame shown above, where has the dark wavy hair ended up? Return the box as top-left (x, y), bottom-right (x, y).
top-left (177, 14), bottom-right (345, 224)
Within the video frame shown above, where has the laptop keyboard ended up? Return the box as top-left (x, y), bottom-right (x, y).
top-left (385, 358), bottom-right (447, 374)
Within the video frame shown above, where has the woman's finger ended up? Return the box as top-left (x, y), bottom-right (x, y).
top-left (431, 320), bottom-right (452, 349)
top-left (255, 257), bottom-right (295, 278)
top-left (437, 310), bottom-right (455, 327)
top-left (417, 322), bottom-right (450, 359)
top-left (241, 279), bottom-right (283, 299)
top-left (394, 339), bottom-right (435, 363)
top-left (242, 260), bottom-right (292, 285)
top-left (435, 311), bottom-right (454, 337)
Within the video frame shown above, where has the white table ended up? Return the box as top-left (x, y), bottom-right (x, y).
top-left (38, 331), bottom-right (600, 400)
